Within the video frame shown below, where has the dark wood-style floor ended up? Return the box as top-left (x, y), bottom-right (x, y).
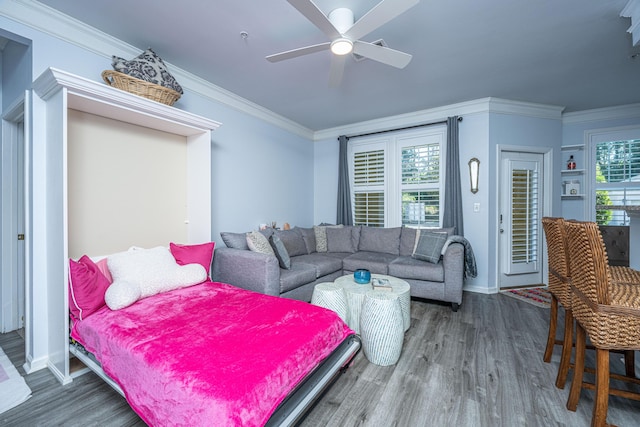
top-left (1, 291), bottom-right (639, 426)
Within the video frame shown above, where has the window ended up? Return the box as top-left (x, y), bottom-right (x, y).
top-left (595, 139), bottom-right (640, 225)
top-left (353, 149), bottom-right (385, 227)
top-left (349, 128), bottom-right (445, 228)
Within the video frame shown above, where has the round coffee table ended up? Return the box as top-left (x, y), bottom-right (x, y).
top-left (334, 274), bottom-right (411, 333)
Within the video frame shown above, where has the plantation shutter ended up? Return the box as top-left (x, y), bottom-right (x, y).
top-left (353, 149), bottom-right (385, 227)
top-left (400, 143), bottom-right (440, 227)
top-left (506, 160), bottom-right (540, 275)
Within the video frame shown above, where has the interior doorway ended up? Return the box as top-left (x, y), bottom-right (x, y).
top-left (1, 95), bottom-right (27, 333)
top-left (497, 146), bottom-right (552, 290)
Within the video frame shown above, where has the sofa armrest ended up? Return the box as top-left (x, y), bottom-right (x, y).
top-left (212, 247), bottom-right (281, 296)
top-left (442, 242), bottom-right (465, 304)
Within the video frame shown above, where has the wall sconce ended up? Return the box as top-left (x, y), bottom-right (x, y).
top-left (468, 157), bottom-right (480, 194)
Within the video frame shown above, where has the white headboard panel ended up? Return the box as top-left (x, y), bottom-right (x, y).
top-left (67, 110), bottom-right (188, 258)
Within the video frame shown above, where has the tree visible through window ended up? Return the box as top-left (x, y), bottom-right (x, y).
top-left (595, 139), bottom-right (640, 225)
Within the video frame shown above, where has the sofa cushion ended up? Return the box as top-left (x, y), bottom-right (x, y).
top-left (291, 254), bottom-right (343, 277)
top-left (399, 227), bottom-right (418, 256)
top-left (279, 263), bottom-right (317, 293)
top-left (358, 227), bottom-right (401, 255)
top-left (221, 232), bottom-right (249, 250)
top-left (389, 256), bottom-right (445, 282)
top-left (314, 224), bottom-right (344, 252)
top-left (275, 229), bottom-right (307, 257)
top-left (412, 230), bottom-right (448, 263)
top-left (295, 227), bottom-right (317, 254)
top-left (342, 251), bottom-right (397, 274)
top-left (326, 226), bottom-right (357, 253)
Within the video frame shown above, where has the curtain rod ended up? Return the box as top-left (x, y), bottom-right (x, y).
top-left (342, 116), bottom-right (463, 140)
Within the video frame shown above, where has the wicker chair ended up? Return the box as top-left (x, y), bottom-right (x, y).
top-left (541, 217), bottom-right (573, 388)
top-left (564, 220), bottom-right (640, 427)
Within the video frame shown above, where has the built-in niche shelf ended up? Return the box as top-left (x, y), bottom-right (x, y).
top-left (30, 68), bottom-right (221, 385)
top-left (560, 144), bottom-right (585, 198)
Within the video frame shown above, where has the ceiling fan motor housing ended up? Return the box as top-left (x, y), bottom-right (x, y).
top-left (329, 8), bottom-right (355, 33)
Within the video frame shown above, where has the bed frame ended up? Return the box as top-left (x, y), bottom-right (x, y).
top-left (70, 333), bottom-right (361, 426)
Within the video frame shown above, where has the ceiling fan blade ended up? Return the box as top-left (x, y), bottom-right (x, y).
top-left (286, 0), bottom-right (341, 39)
top-left (353, 41), bottom-right (413, 68)
top-left (266, 42), bottom-right (331, 62)
top-left (329, 54), bottom-right (346, 87)
top-left (344, 0), bottom-right (419, 41)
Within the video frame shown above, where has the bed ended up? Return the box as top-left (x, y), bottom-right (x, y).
top-left (67, 246), bottom-right (360, 426)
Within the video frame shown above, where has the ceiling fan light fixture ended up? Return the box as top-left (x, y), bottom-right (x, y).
top-left (331, 38), bottom-right (353, 55)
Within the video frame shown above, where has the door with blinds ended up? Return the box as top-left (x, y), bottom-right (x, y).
top-left (499, 151), bottom-right (544, 289)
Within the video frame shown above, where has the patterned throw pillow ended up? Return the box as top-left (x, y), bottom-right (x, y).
top-left (246, 231), bottom-right (275, 256)
top-left (412, 231), bottom-right (448, 263)
top-left (112, 48), bottom-right (183, 94)
top-left (313, 224), bottom-right (344, 252)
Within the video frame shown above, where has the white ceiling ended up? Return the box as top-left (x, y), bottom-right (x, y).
top-left (38, 0), bottom-right (640, 131)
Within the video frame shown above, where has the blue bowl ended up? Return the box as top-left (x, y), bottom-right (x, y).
top-left (353, 269), bottom-right (371, 284)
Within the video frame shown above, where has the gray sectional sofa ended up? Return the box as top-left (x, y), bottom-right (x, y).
top-left (212, 225), bottom-right (466, 311)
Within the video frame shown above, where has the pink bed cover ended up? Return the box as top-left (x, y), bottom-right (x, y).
top-left (71, 281), bottom-right (354, 426)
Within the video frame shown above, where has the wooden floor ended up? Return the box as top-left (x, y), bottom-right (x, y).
top-left (2, 291), bottom-right (639, 426)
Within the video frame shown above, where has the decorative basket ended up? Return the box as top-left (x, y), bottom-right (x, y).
top-left (101, 70), bottom-right (181, 106)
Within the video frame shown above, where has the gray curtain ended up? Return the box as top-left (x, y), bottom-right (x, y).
top-left (336, 135), bottom-right (353, 225)
top-left (443, 116), bottom-right (464, 236)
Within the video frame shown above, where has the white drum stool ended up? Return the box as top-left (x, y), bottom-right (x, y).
top-left (360, 291), bottom-right (404, 366)
top-left (311, 282), bottom-right (348, 323)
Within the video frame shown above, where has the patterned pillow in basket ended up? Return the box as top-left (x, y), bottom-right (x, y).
top-left (112, 48), bottom-right (183, 94)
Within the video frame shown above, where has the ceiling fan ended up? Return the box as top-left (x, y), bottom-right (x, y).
top-left (266, 0), bottom-right (420, 86)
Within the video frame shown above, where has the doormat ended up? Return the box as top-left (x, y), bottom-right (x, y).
top-left (0, 345), bottom-right (31, 414)
top-left (501, 287), bottom-right (551, 308)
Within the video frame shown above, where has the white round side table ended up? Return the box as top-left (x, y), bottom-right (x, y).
top-left (360, 291), bottom-right (404, 366)
top-left (335, 274), bottom-right (411, 332)
top-left (311, 282), bottom-right (348, 323)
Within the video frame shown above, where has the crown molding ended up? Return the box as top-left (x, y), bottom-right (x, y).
top-left (0, 0), bottom-right (314, 140)
top-left (562, 103), bottom-right (640, 124)
top-left (313, 97), bottom-right (564, 141)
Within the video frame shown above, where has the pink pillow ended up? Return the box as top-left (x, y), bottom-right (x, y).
top-left (95, 258), bottom-right (113, 283)
top-left (68, 255), bottom-right (111, 321)
top-left (170, 242), bottom-right (215, 275)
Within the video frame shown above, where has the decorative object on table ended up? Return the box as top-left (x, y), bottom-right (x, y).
top-left (311, 282), bottom-right (348, 323)
top-left (567, 155), bottom-right (576, 170)
top-left (360, 291), bottom-right (404, 366)
top-left (0, 345), bottom-right (31, 415)
top-left (468, 157), bottom-right (480, 194)
top-left (353, 268), bottom-right (371, 284)
top-left (103, 48), bottom-right (183, 106)
top-left (501, 286), bottom-right (551, 308)
top-left (372, 277), bottom-right (392, 291)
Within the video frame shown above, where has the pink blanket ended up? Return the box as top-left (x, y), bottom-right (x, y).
top-left (71, 281), bottom-right (353, 426)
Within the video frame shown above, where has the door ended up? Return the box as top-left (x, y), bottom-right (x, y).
top-left (1, 97), bottom-right (26, 333)
top-left (499, 151), bottom-right (544, 289)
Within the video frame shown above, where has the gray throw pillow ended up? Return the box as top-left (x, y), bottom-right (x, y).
top-left (275, 229), bottom-right (307, 257)
top-left (326, 227), bottom-right (356, 253)
top-left (412, 231), bottom-right (448, 263)
top-left (220, 232), bottom-right (249, 250)
top-left (358, 227), bottom-right (401, 255)
top-left (269, 234), bottom-right (291, 269)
